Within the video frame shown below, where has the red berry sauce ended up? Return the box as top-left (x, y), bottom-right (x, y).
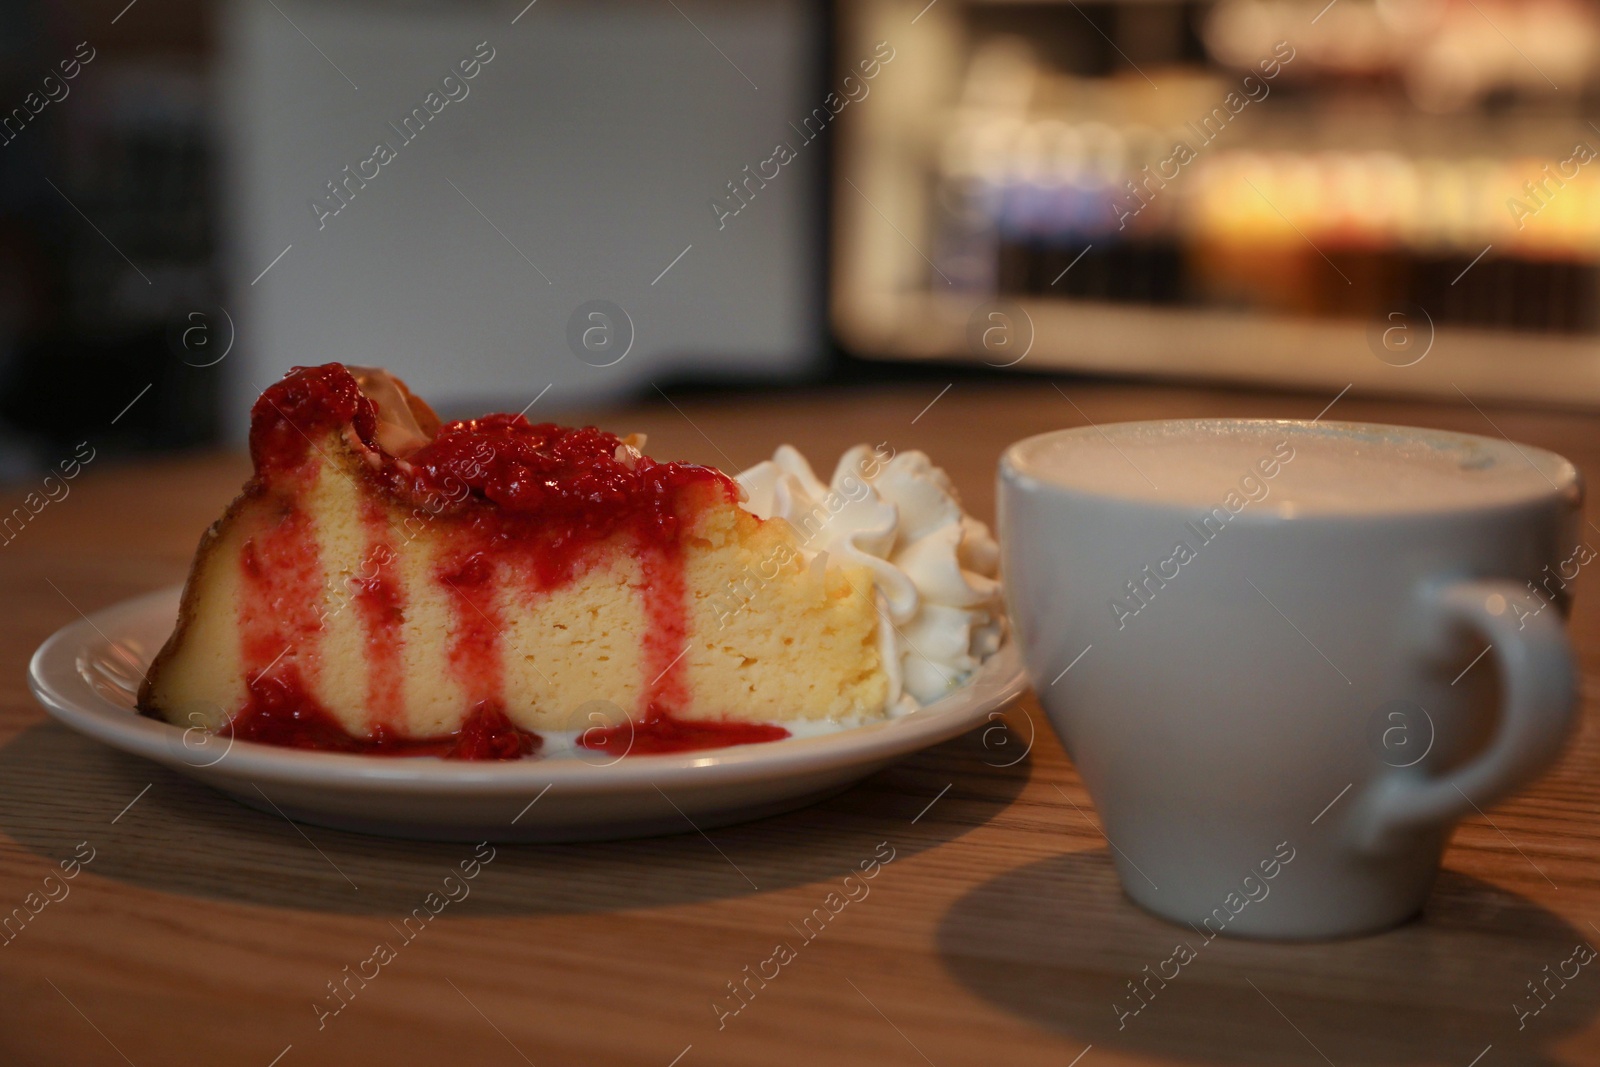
top-left (222, 362), bottom-right (790, 760)
top-left (578, 702), bottom-right (791, 756)
top-left (231, 671), bottom-right (539, 759)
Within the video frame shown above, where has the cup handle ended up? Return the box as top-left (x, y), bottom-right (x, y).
top-left (1352, 578), bottom-right (1578, 853)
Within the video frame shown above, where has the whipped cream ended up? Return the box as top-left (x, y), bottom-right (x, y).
top-left (736, 444), bottom-right (1004, 714)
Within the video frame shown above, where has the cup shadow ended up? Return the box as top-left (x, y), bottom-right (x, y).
top-left (937, 849), bottom-right (1596, 1067)
top-left (0, 705), bottom-right (1035, 916)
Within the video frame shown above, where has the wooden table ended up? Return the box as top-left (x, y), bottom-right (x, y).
top-left (4, 378), bottom-right (1600, 1067)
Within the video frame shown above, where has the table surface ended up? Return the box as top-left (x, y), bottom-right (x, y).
top-left (4, 376), bottom-right (1600, 1067)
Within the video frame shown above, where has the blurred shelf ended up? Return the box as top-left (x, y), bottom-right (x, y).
top-left (841, 292), bottom-right (1600, 405)
top-left (833, 0), bottom-right (1600, 406)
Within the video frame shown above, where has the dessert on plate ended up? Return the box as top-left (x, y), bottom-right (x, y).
top-left (137, 364), bottom-right (1002, 758)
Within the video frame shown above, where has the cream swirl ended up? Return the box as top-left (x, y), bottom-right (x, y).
top-left (736, 444), bottom-right (1004, 714)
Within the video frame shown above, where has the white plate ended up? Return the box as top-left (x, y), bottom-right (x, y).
top-left (29, 586), bottom-right (1026, 841)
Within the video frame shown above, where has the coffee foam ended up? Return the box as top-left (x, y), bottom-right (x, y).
top-left (1006, 420), bottom-right (1580, 515)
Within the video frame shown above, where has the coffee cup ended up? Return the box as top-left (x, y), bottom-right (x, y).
top-left (999, 419), bottom-right (1582, 939)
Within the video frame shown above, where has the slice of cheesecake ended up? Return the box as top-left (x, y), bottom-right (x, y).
top-left (138, 364), bottom-right (886, 757)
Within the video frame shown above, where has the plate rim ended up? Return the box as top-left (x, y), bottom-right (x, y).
top-left (28, 584), bottom-right (1027, 795)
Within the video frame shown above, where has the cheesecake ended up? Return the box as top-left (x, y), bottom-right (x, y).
top-left (138, 364), bottom-right (1002, 758)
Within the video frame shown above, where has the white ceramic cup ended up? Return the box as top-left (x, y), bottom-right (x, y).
top-left (999, 419), bottom-right (1583, 940)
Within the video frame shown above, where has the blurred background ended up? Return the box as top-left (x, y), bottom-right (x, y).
top-left (3, 0), bottom-right (1599, 477)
